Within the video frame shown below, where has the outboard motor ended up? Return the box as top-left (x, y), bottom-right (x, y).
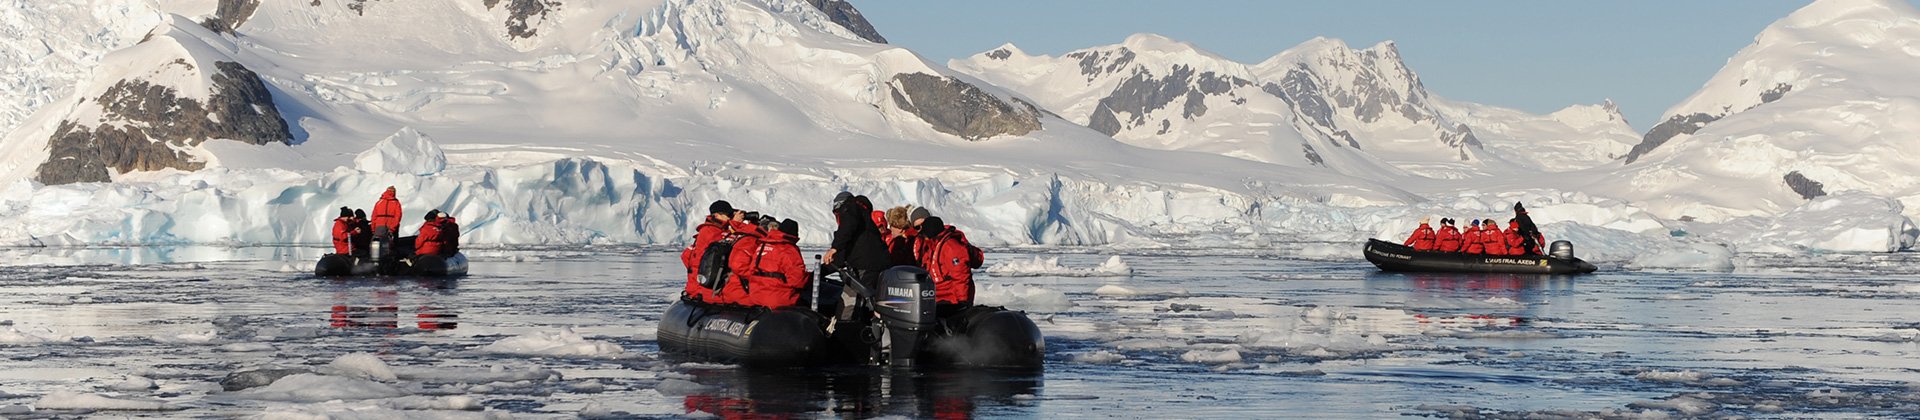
top-left (1549, 240), bottom-right (1575, 260)
top-left (872, 266), bottom-right (935, 367)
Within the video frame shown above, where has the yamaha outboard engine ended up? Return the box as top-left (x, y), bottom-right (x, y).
top-left (872, 266), bottom-right (935, 367)
top-left (1549, 240), bottom-right (1575, 260)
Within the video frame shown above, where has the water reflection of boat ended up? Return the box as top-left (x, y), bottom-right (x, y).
top-left (679, 366), bottom-right (1041, 419)
top-left (326, 279), bottom-right (460, 331)
top-left (1365, 272), bottom-right (1578, 325)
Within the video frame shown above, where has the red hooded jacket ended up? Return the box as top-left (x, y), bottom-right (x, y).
top-left (1482, 223), bottom-right (1509, 255)
top-left (332, 217), bottom-right (355, 255)
top-left (1463, 224), bottom-right (1485, 254)
top-left (720, 229), bottom-right (808, 308)
top-left (916, 226), bottom-right (977, 305)
top-left (415, 218), bottom-right (445, 257)
top-left (1435, 224), bottom-right (1463, 253)
top-left (1404, 223), bottom-right (1436, 251)
top-left (371, 189), bottom-right (402, 236)
top-left (680, 216), bottom-right (740, 302)
top-left (1504, 221), bottom-right (1527, 255)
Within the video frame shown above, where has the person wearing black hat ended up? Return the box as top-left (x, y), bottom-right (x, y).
top-left (913, 216), bottom-right (985, 313)
top-left (350, 209), bottom-right (373, 259)
top-left (415, 210), bottom-right (449, 257)
top-left (718, 218), bottom-right (809, 308)
top-left (330, 207), bottom-right (356, 255)
top-left (823, 193), bottom-right (893, 330)
top-left (680, 200), bottom-right (746, 302)
top-left (1513, 202), bottom-right (1545, 255)
top-left (1435, 217), bottom-right (1463, 253)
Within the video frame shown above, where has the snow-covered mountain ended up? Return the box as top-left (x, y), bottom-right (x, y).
top-left (1603, 0), bottom-right (1920, 222)
top-left (0, 0), bottom-right (1422, 247)
top-left (950, 34), bottom-right (1638, 179)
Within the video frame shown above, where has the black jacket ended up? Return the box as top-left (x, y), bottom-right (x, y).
top-left (830, 196), bottom-right (892, 272)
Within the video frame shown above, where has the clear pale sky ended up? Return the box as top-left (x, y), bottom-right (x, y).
top-left (857, 1), bottom-right (1868, 131)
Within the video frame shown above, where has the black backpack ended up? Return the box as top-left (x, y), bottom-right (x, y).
top-left (696, 237), bottom-right (738, 291)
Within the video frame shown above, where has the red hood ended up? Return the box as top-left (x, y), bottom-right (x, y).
top-left (380, 189), bottom-right (397, 200)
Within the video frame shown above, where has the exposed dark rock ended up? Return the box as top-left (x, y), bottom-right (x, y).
top-left (200, 0), bottom-right (261, 33)
top-left (1623, 113), bottom-right (1720, 164)
top-left (36, 61), bottom-right (293, 185)
top-left (1784, 171), bottom-right (1826, 200)
top-left (347, 0), bottom-right (378, 16)
top-left (483, 0), bottom-right (557, 40)
top-left (1759, 83), bottom-right (1793, 104)
top-left (985, 49), bottom-right (1012, 60)
top-left (1065, 48), bottom-right (1137, 81)
top-left (220, 368), bottom-right (312, 391)
top-left (802, 0), bottom-right (886, 44)
top-left (1263, 69), bottom-right (1333, 129)
top-left (1302, 144), bottom-right (1324, 166)
top-left (1625, 83), bottom-right (1793, 164)
top-left (1089, 65), bottom-right (1250, 135)
top-left (888, 73), bottom-right (1040, 141)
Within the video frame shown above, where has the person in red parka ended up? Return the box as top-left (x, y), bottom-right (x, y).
top-left (1463, 219), bottom-right (1486, 254)
top-left (722, 219), bottom-right (809, 308)
top-left (1435, 218), bottom-right (1463, 253)
top-left (414, 210), bottom-right (446, 257)
top-left (883, 205), bottom-right (920, 267)
top-left (680, 200), bottom-right (743, 303)
top-left (914, 216), bottom-right (980, 308)
top-left (1404, 217), bottom-right (1437, 251)
top-left (1482, 218), bottom-right (1509, 256)
top-left (331, 207), bottom-right (356, 255)
top-left (370, 187), bottom-right (403, 239)
top-left (1504, 220), bottom-right (1528, 256)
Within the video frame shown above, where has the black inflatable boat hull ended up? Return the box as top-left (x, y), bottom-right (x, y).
top-left (658, 301), bottom-right (831, 367)
top-left (314, 254), bottom-right (376, 276)
top-left (410, 253), bottom-right (469, 277)
top-left (657, 300), bottom-right (1046, 369)
top-left (1364, 239), bottom-right (1597, 274)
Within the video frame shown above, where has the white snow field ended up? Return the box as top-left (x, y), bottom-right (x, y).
top-left (0, 0), bottom-right (1910, 259)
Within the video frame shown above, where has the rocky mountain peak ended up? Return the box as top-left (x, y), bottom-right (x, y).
top-left (803, 0), bottom-right (886, 44)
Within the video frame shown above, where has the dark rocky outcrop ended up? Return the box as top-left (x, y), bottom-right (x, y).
top-left (985, 48), bottom-right (1012, 60)
top-left (888, 73), bottom-right (1040, 141)
top-left (1624, 83), bottom-right (1794, 164)
top-left (483, 0), bottom-right (557, 39)
top-left (200, 0), bottom-right (261, 33)
top-left (1086, 65), bottom-right (1251, 136)
top-left (1623, 113), bottom-right (1720, 164)
top-left (346, 0), bottom-right (378, 16)
top-left (803, 0), bottom-right (886, 44)
top-left (35, 61), bottom-right (293, 185)
top-left (1784, 171), bottom-right (1827, 200)
top-left (1065, 48), bottom-right (1137, 81)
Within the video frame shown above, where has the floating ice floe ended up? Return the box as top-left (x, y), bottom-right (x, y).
top-left (33, 391), bottom-right (174, 411)
top-left (480, 328), bottom-right (627, 358)
top-left (985, 256), bottom-right (1133, 277)
top-left (974, 284), bottom-right (1075, 312)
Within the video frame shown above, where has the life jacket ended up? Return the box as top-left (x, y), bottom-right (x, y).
top-left (1435, 225), bottom-right (1463, 253)
top-left (371, 190), bottom-right (403, 236)
top-left (1405, 223), bottom-right (1436, 251)
top-left (1505, 222), bottom-right (1527, 256)
top-left (1463, 226), bottom-right (1485, 254)
top-left (1482, 225), bottom-right (1509, 255)
top-left (332, 217), bottom-right (354, 255)
top-left (697, 224), bottom-right (756, 304)
top-left (721, 230), bottom-right (808, 308)
top-left (415, 219), bottom-right (445, 257)
top-left (916, 226), bottom-right (978, 305)
top-left (680, 217), bottom-right (739, 302)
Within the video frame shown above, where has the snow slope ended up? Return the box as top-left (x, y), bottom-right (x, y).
top-left (1605, 0), bottom-right (1920, 222)
top-left (0, 0), bottom-right (1420, 247)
